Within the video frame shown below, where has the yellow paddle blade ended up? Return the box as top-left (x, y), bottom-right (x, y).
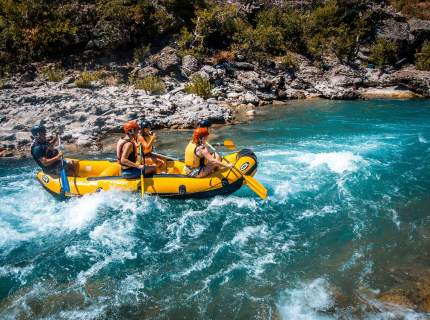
top-left (141, 175), bottom-right (144, 199)
top-left (243, 175), bottom-right (267, 200)
top-left (223, 141), bottom-right (236, 150)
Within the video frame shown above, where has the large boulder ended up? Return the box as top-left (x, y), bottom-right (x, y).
top-left (324, 65), bottom-right (362, 87)
top-left (236, 71), bottom-right (265, 90)
top-left (386, 66), bottom-right (430, 96)
top-left (135, 67), bottom-right (160, 79)
top-left (376, 19), bottom-right (412, 53)
top-left (242, 91), bottom-right (259, 104)
top-left (408, 18), bottom-right (430, 47)
top-left (295, 66), bottom-right (324, 87)
top-left (181, 55), bottom-right (200, 77)
top-left (155, 47), bottom-right (181, 73)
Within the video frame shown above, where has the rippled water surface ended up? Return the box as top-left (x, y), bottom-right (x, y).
top-left (1, 99), bottom-right (430, 319)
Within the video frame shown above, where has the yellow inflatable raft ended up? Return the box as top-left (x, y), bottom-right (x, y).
top-left (36, 149), bottom-right (258, 200)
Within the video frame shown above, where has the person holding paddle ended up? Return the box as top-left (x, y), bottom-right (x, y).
top-left (30, 124), bottom-right (79, 177)
top-left (183, 128), bottom-right (234, 178)
top-left (198, 119), bottom-right (222, 160)
top-left (117, 122), bottom-right (156, 179)
top-left (136, 121), bottom-right (168, 174)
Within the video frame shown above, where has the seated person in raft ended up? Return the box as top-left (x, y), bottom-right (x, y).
top-left (117, 122), bottom-right (156, 179)
top-left (183, 128), bottom-right (234, 178)
top-left (30, 124), bottom-right (79, 177)
top-left (198, 119), bottom-right (222, 162)
top-left (137, 121), bottom-right (168, 174)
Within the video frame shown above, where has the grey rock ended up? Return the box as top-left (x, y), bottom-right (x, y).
top-left (324, 65), bottom-right (362, 87)
top-left (135, 67), bottom-right (159, 79)
top-left (290, 79), bottom-right (307, 90)
top-left (376, 19), bottom-right (411, 52)
top-left (156, 47), bottom-right (181, 73)
top-left (256, 91), bottom-right (278, 101)
top-left (182, 55), bottom-right (200, 77)
top-left (295, 67), bottom-right (324, 87)
top-left (408, 18), bottom-right (430, 45)
top-left (242, 91), bottom-right (259, 104)
top-left (231, 62), bottom-right (254, 71)
top-left (237, 71), bottom-right (265, 90)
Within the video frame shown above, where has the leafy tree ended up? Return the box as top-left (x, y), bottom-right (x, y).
top-left (415, 40), bottom-right (430, 71)
top-left (369, 38), bottom-right (398, 67)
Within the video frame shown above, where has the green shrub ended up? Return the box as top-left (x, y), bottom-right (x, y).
top-left (129, 73), bottom-right (165, 95)
top-left (184, 73), bottom-right (214, 99)
top-left (280, 53), bottom-right (297, 69)
top-left (133, 43), bottom-right (151, 63)
top-left (415, 40), bottom-right (430, 71)
top-left (176, 27), bottom-right (205, 59)
top-left (233, 25), bottom-right (284, 61)
top-left (41, 67), bottom-right (63, 82)
top-left (369, 38), bottom-right (398, 67)
top-left (74, 69), bottom-right (104, 88)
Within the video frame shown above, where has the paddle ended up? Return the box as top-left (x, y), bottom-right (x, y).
top-left (140, 146), bottom-right (145, 199)
top-left (57, 134), bottom-right (71, 194)
top-left (206, 142), bottom-right (267, 200)
top-left (221, 141), bottom-right (236, 150)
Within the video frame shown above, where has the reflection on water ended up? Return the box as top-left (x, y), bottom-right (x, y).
top-left (1, 99), bottom-right (430, 319)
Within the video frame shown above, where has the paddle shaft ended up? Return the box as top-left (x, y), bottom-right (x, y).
top-left (205, 142), bottom-right (243, 177)
top-left (58, 134), bottom-right (64, 169)
top-left (140, 146), bottom-right (145, 199)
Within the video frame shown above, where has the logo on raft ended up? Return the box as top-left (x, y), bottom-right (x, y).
top-left (240, 162), bottom-right (250, 172)
top-left (42, 175), bottom-right (49, 184)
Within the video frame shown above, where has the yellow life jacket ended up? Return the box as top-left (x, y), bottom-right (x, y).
top-left (185, 141), bottom-right (206, 167)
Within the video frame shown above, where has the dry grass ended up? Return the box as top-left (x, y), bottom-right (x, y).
top-left (386, 0), bottom-right (430, 20)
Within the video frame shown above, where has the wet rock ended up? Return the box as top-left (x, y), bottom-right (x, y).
top-left (272, 100), bottom-right (286, 105)
top-left (246, 110), bottom-right (256, 116)
top-left (379, 294), bottom-right (415, 308)
top-left (0, 150), bottom-right (13, 157)
top-left (290, 91), bottom-right (306, 99)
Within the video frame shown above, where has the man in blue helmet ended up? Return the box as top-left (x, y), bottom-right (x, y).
top-left (30, 125), bottom-right (79, 176)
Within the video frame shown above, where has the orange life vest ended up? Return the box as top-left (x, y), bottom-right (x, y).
top-left (117, 138), bottom-right (137, 166)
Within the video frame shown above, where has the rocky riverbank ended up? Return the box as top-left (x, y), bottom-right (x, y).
top-left (1, 52), bottom-right (430, 158)
top-left (2, 3), bottom-right (430, 158)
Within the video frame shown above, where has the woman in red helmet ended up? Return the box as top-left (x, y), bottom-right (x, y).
top-left (117, 122), bottom-right (156, 179)
top-left (183, 128), bottom-right (234, 178)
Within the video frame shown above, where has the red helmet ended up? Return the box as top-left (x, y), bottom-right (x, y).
top-left (193, 128), bottom-right (209, 140)
top-left (124, 122), bottom-right (139, 133)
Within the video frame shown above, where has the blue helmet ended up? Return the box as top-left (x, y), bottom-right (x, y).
top-left (141, 121), bottom-right (151, 128)
top-left (199, 120), bottom-right (212, 128)
top-left (30, 124), bottom-right (46, 137)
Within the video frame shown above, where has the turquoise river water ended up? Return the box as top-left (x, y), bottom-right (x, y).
top-left (1, 99), bottom-right (430, 319)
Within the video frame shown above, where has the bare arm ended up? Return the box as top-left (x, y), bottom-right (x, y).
top-left (138, 135), bottom-right (155, 154)
top-left (198, 147), bottom-right (234, 168)
top-left (49, 131), bottom-right (61, 145)
top-left (39, 153), bottom-right (63, 167)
